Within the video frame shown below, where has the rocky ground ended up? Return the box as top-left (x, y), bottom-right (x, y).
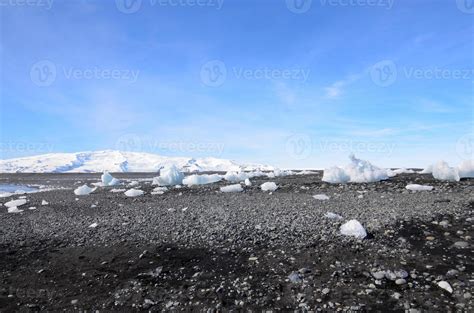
top-left (0, 172), bottom-right (472, 312)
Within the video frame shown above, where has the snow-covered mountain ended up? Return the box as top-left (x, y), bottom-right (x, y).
top-left (0, 150), bottom-right (274, 173)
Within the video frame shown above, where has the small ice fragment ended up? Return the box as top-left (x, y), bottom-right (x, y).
top-left (437, 281), bottom-right (453, 293)
top-left (74, 185), bottom-right (96, 196)
top-left (260, 182), bottom-right (278, 192)
top-left (124, 189), bottom-right (144, 197)
top-left (220, 184), bottom-right (243, 193)
top-left (405, 184), bottom-right (433, 191)
top-left (324, 212), bottom-right (343, 220)
top-left (340, 220), bottom-right (367, 239)
top-left (88, 222), bottom-right (98, 228)
top-left (313, 194), bottom-right (329, 201)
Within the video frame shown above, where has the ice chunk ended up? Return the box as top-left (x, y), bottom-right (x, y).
top-left (5, 199), bottom-right (27, 208)
top-left (41, 200), bottom-right (49, 205)
top-left (437, 281), bottom-right (453, 293)
top-left (244, 178), bottom-right (252, 186)
top-left (183, 174), bottom-right (222, 186)
top-left (313, 194), bottom-right (330, 201)
top-left (151, 187), bottom-right (168, 195)
top-left (432, 161), bottom-right (460, 181)
top-left (458, 160), bottom-right (474, 178)
top-left (7, 207), bottom-right (23, 213)
top-left (128, 181), bottom-right (139, 187)
top-left (89, 222), bottom-right (98, 228)
top-left (110, 188), bottom-right (126, 193)
top-left (323, 155), bottom-right (388, 183)
top-left (101, 171), bottom-right (120, 186)
top-left (406, 184), bottom-right (433, 191)
top-left (223, 171), bottom-right (249, 182)
top-left (324, 212), bottom-right (343, 220)
top-left (28, 206), bottom-right (37, 210)
top-left (220, 184), bottom-right (243, 193)
top-left (152, 165), bottom-right (184, 186)
top-left (340, 220), bottom-right (367, 239)
top-left (261, 182), bottom-right (278, 191)
top-left (322, 166), bottom-right (350, 183)
top-left (124, 188), bottom-right (144, 197)
top-left (74, 185), bottom-right (96, 196)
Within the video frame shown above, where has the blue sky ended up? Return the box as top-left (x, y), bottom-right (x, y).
top-left (0, 0), bottom-right (473, 168)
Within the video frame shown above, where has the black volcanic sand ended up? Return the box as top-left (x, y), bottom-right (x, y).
top-left (0, 172), bottom-right (472, 312)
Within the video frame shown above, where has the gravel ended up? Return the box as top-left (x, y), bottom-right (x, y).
top-left (0, 171), bottom-right (472, 311)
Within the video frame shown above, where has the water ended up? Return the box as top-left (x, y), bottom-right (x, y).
top-left (0, 184), bottom-right (38, 194)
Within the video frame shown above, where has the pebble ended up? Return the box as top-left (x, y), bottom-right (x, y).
top-left (395, 278), bottom-right (406, 285)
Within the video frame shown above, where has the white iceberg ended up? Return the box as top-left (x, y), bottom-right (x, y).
top-left (340, 220), bottom-right (367, 239)
top-left (220, 184), bottom-right (244, 193)
top-left (432, 161), bottom-right (460, 181)
top-left (313, 194), bottom-right (330, 201)
top-left (152, 165), bottom-right (184, 186)
top-left (101, 171), bottom-right (120, 186)
top-left (183, 174), bottom-right (222, 186)
top-left (74, 185), bottom-right (96, 196)
top-left (261, 182), bottom-right (278, 191)
top-left (124, 188), bottom-right (144, 197)
top-left (323, 155), bottom-right (388, 183)
top-left (406, 184), bottom-right (433, 191)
